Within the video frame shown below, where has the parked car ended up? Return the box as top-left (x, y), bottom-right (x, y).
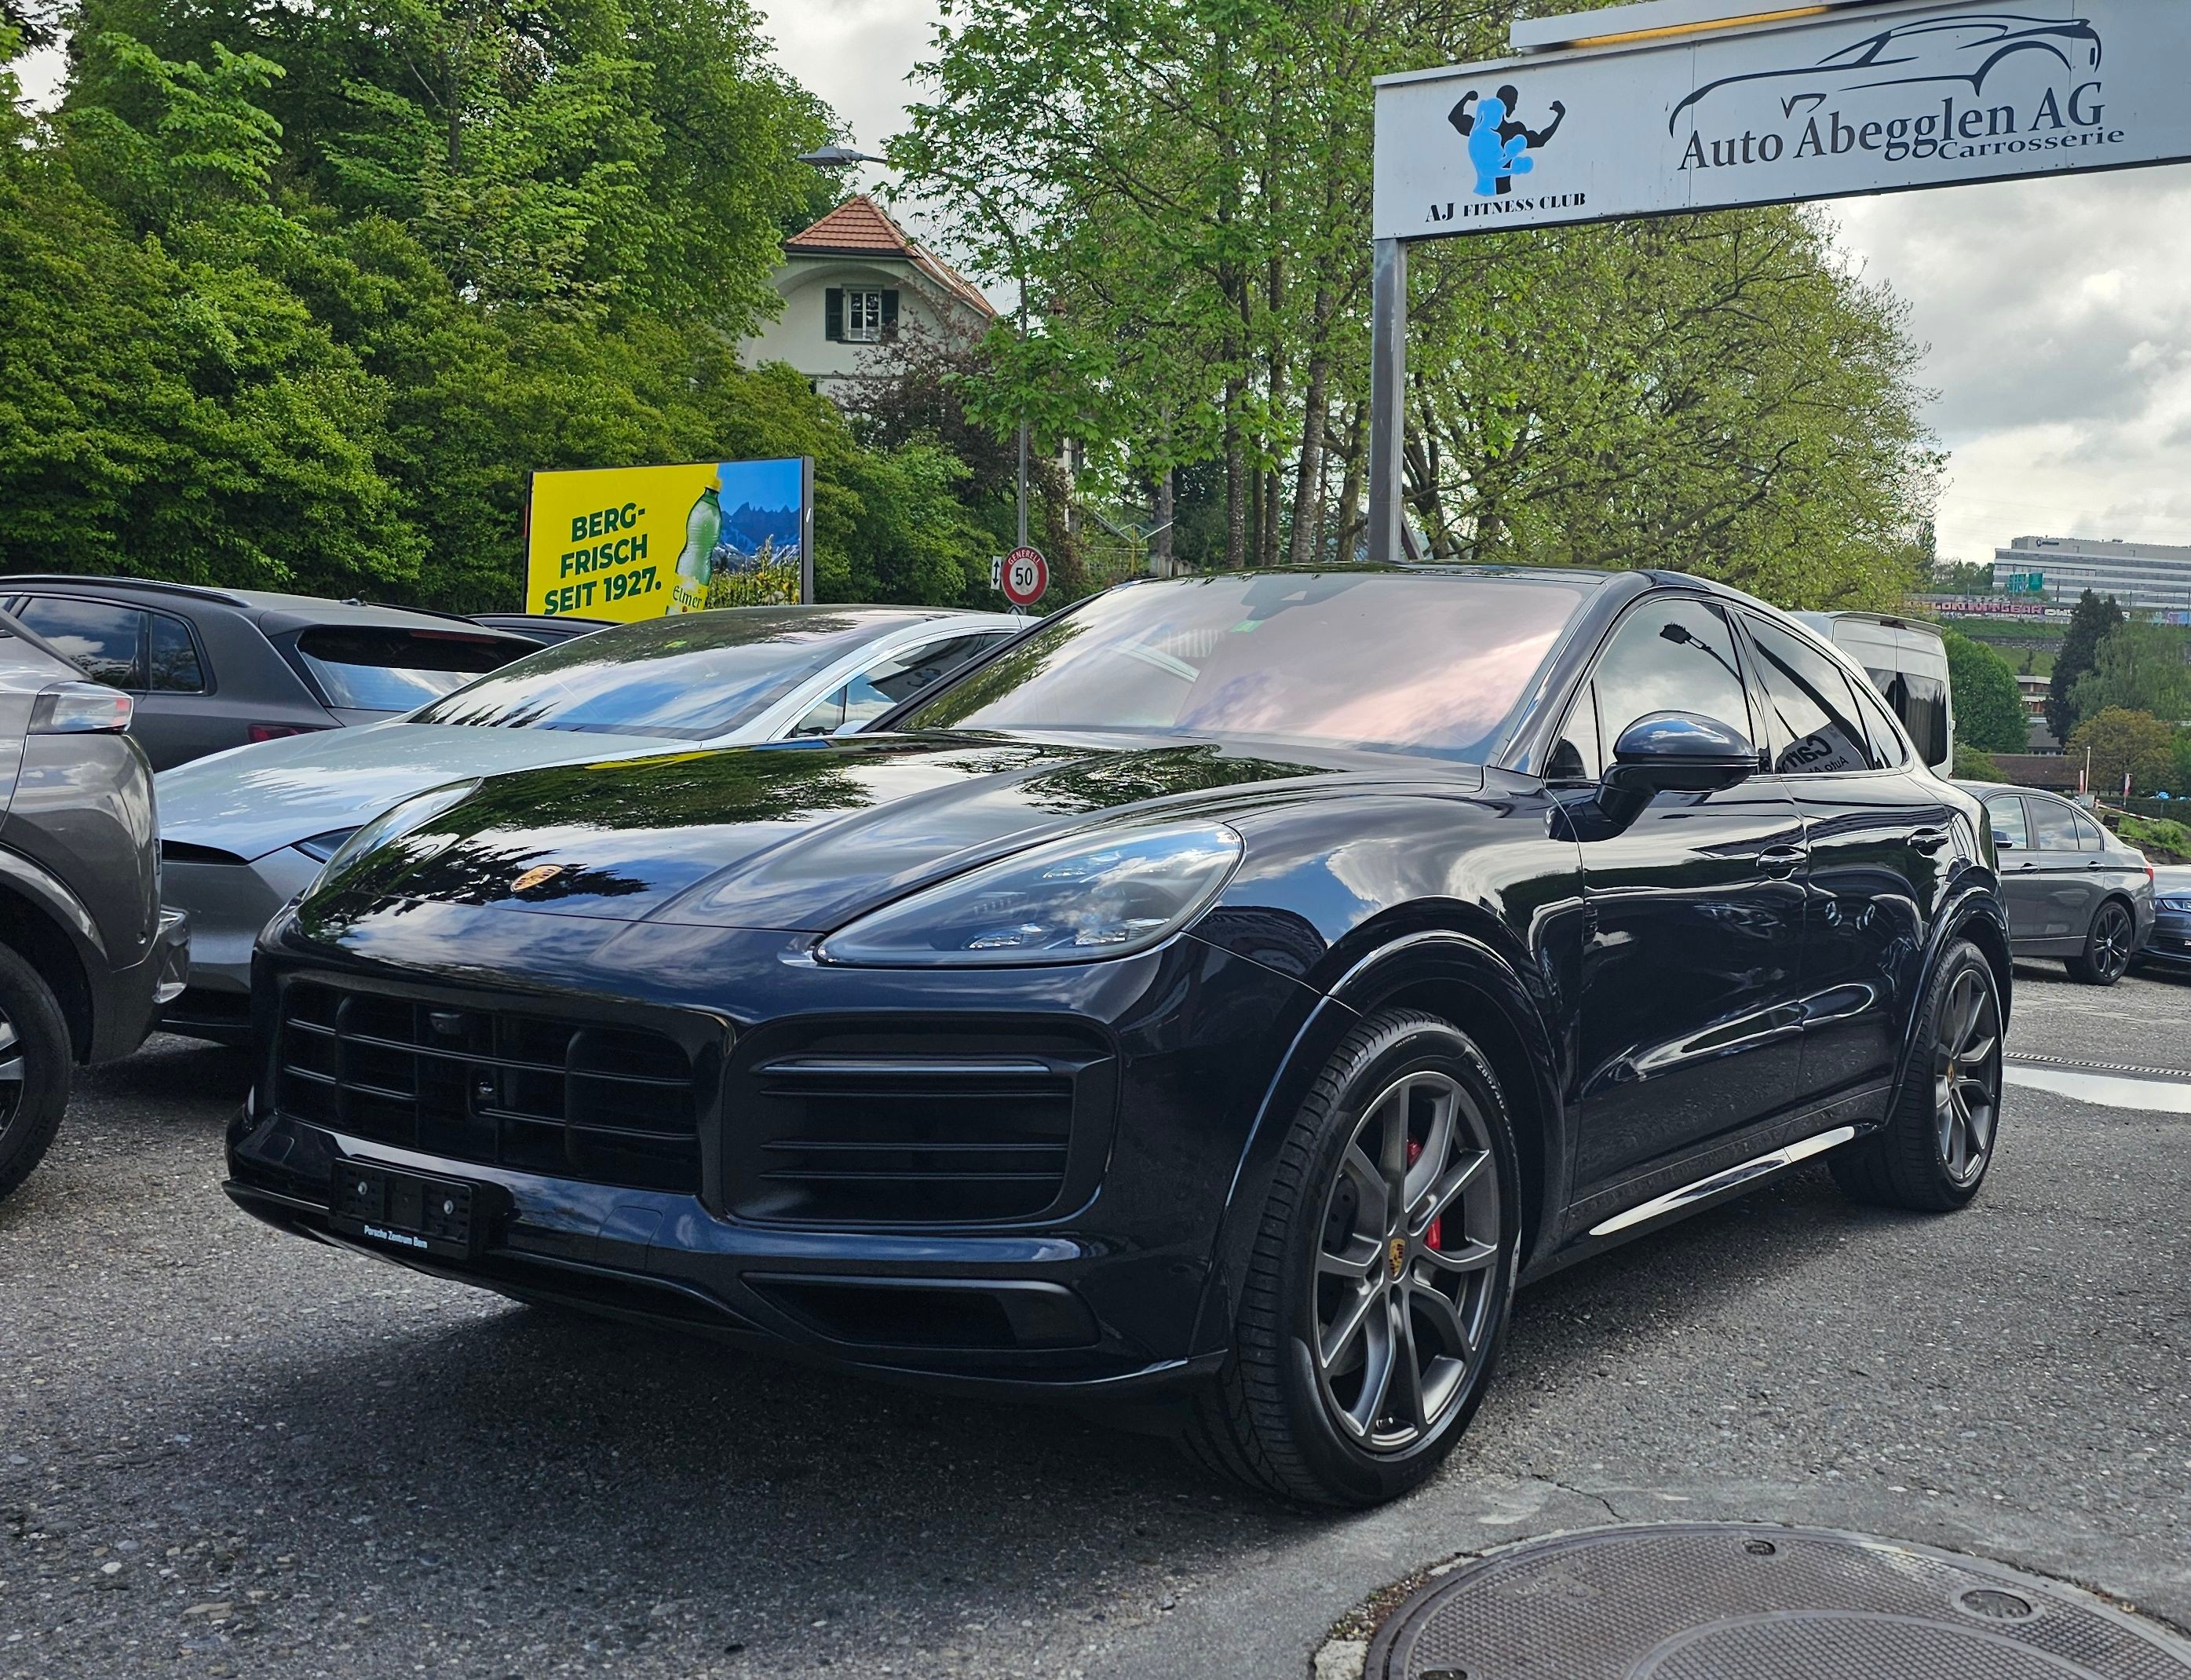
top-left (0, 609), bottom-right (190, 1202)
top-left (1959, 783), bottom-right (2154, 984)
top-left (1795, 612), bottom-right (1954, 776)
top-left (2134, 864), bottom-right (2191, 974)
top-left (159, 605), bottom-right (1020, 1043)
top-left (0, 578), bottom-right (540, 770)
top-left (466, 613), bottom-right (615, 646)
top-left (228, 568), bottom-right (2010, 1507)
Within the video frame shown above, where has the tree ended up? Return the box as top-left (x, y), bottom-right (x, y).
top-left (2066, 707), bottom-right (2175, 798)
top-left (1943, 630), bottom-right (2027, 753)
top-left (2, 9), bottom-right (993, 609)
top-left (2069, 621), bottom-right (2191, 727)
top-left (1952, 743), bottom-right (2001, 782)
top-left (2047, 589), bottom-right (2123, 743)
top-left (897, 1), bottom-right (1939, 597)
top-left (1932, 558), bottom-right (1994, 593)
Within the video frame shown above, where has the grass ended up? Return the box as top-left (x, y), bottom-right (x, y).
top-left (2115, 813), bottom-right (2191, 864)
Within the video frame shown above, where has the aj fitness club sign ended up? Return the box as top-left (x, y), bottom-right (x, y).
top-left (1372, 0), bottom-right (2191, 241)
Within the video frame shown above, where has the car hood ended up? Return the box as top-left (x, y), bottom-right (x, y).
top-left (316, 731), bottom-right (1477, 932)
top-left (156, 721), bottom-right (696, 860)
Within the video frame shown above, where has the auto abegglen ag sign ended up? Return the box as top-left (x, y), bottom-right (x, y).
top-left (1373, 0), bottom-right (2191, 239)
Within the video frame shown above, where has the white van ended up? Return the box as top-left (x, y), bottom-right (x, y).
top-left (1794, 612), bottom-right (1955, 777)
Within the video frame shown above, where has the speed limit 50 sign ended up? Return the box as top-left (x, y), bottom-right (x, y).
top-left (999, 546), bottom-right (1049, 608)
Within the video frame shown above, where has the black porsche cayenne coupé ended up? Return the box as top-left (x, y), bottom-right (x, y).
top-left (227, 570), bottom-right (2011, 1507)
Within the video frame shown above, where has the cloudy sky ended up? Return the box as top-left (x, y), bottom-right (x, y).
top-left (755, 0), bottom-right (2191, 571)
top-left (22, 3), bottom-right (2189, 569)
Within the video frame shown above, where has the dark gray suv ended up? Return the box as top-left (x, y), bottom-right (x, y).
top-left (0, 609), bottom-right (189, 1201)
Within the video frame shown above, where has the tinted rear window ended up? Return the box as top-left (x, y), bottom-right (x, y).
top-left (411, 609), bottom-right (933, 740)
top-left (296, 627), bottom-right (524, 710)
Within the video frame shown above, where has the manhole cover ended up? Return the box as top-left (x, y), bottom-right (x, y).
top-left (1365, 1525), bottom-right (2191, 1679)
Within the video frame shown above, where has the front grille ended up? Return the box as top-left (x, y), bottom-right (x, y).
top-left (728, 1024), bottom-right (1115, 1225)
top-left (275, 981), bottom-right (700, 1193)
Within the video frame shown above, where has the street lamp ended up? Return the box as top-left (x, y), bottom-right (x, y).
top-left (797, 144), bottom-right (885, 170)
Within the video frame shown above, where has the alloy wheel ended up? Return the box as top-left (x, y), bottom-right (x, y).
top-left (1311, 1070), bottom-right (1503, 1453)
top-left (1933, 967), bottom-right (2001, 1187)
top-left (0, 1008), bottom-right (21, 1135)
top-left (2090, 904), bottom-right (2133, 981)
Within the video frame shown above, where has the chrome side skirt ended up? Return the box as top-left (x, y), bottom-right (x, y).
top-left (1586, 1126), bottom-right (1857, 1240)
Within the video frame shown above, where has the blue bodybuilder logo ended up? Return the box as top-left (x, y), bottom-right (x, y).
top-left (1449, 85), bottom-right (1568, 196)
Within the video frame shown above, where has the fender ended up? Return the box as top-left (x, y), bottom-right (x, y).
top-left (0, 840), bottom-right (108, 1058)
top-left (1188, 927), bottom-right (1570, 1358)
top-left (0, 841), bottom-right (107, 969)
top-left (1884, 868), bottom-right (2012, 1119)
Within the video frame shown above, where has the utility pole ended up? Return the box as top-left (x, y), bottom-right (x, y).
top-left (1016, 274), bottom-right (1029, 550)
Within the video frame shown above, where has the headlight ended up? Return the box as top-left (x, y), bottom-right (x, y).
top-left (2162, 897), bottom-right (2191, 913)
top-left (305, 780), bottom-right (480, 897)
top-left (816, 820), bottom-right (1243, 967)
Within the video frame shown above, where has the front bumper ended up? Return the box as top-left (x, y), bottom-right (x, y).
top-left (2139, 913), bottom-right (2191, 967)
top-left (89, 908), bottom-right (189, 1063)
top-left (161, 848), bottom-right (321, 1043)
top-left (226, 916), bottom-right (1326, 1395)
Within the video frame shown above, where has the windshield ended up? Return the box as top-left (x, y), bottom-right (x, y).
top-left (294, 627), bottom-right (523, 711)
top-left (904, 572), bottom-right (1590, 760)
top-left (410, 608), bottom-right (934, 740)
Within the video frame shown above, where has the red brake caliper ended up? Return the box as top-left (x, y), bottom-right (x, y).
top-left (1406, 1138), bottom-right (1443, 1252)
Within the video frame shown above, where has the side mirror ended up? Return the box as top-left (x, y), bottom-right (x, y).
top-left (1992, 830), bottom-right (2016, 849)
top-left (1605, 711), bottom-right (1759, 798)
top-left (1565, 712), bottom-right (1758, 840)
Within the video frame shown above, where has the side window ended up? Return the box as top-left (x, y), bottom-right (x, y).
top-left (2071, 811), bottom-right (2105, 853)
top-left (834, 632), bottom-right (1013, 732)
top-left (148, 612), bottom-right (206, 693)
top-left (1743, 616), bottom-right (1885, 776)
top-left (1589, 598), bottom-right (1753, 754)
top-left (2024, 802), bottom-right (2076, 854)
top-left (1850, 681), bottom-right (1908, 769)
top-left (1986, 796), bottom-right (2028, 850)
top-left (2029, 798), bottom-right (2081, 852)
top-left (1546, 685), bottom-right (1601, 784)
top-left (790, 686), bottom-right (847, 738)
top-left (16, 597), bottom-right (146, 688)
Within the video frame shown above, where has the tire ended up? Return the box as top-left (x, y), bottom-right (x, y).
top-left (1181, 1010), bottom-right (1521, 1507)
top-left (2065, 899), bottom-right (2134, 987)
top-left (1831, 939), bottom-right (2002, 1213)
top-left (0, 941), bottom-right (74, 1204)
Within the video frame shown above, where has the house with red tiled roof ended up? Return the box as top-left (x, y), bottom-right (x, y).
top-left (742, 195), bottom-right (998, 401)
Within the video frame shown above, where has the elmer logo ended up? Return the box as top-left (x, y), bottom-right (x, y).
top-left (1449, 84), bottom-right (1568, 196)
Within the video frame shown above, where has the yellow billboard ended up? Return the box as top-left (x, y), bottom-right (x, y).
top-left (524, 458), bottom-right (812, 621)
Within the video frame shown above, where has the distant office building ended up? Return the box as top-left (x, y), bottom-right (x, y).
top-left (1994, 535), bottom-right (2191, 618)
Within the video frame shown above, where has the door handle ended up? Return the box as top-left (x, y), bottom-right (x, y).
top-left (1908, 827), bottom-right (1950, 853)
top-left (1757, 845), bottom-right (1808, 877)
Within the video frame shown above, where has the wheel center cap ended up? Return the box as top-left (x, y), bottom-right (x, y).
top-left (1388, 1236), bottom-right (1408, 1281)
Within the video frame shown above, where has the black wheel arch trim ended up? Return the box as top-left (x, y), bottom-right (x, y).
top-left (1189, 928), bottom-right (1568, 1360)
top-left (1888, 882), bottom-right (2012, 1116)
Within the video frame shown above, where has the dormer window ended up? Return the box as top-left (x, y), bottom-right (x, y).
top-left (825, 287), bottom-right (898, 344)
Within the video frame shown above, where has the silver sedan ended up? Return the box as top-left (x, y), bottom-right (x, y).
top-left (155, 604), bottom-right (1021, 1041)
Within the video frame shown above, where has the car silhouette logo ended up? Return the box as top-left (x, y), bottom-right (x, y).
top-left (1670, 13), bottom-right (2104, 134)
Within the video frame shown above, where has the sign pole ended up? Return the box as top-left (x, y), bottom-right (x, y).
top-left (1367, 238), bottom-right (1408, 566)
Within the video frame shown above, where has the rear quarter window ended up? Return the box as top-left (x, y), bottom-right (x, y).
top-left (294, 626), bottom-right (523, 710)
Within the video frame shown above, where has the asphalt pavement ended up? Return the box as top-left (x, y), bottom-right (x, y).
top-left (5, 962), bottom-right (2189, 1678)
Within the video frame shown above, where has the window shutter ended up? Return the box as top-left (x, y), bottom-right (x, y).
top-left (823, 287), bottom-right (844, 342)
top-left (881, 289), bottom-right (900, 339)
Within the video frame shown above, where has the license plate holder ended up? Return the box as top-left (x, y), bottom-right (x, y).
top-left (330, 1161), bottom-right (491, 1260)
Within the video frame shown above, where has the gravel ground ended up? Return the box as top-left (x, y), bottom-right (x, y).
top-left (4, 965), bottom-right (2189, 1678)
